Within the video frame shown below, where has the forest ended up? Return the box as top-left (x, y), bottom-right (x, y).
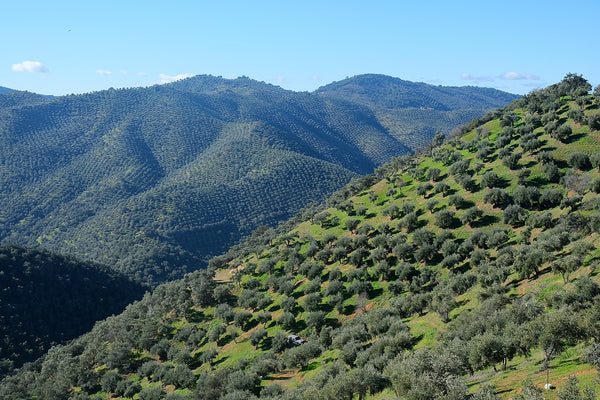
top-left (0, 75), bottom-right (516, 286)
top-left (1, 74), bottom-right (599, 399)
top-left (0, 245), bottom-right (146, 375)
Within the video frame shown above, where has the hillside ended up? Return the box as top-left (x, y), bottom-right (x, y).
top-left (0, 75), bottom-right (514, 285)
top-left (317, 74), bottom-right (519, 150)
top-left (0, 245), bottom-right (146, 376)
top-left (1, 74), bottom-right (599, 400)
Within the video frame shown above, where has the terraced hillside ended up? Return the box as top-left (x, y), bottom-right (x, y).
top-left (0, 75), bottom-right (515, 284)
top-left (1, 74), bottom-right (598, 399)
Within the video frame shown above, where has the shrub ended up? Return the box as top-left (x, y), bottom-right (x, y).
top-left (539, 189), bottom-right (564, 209)
top-left (483, 188), bottom-right (512, 208)
top-left (345, 218), bottom-right (360, 232)
top-left (588, 114), bottom-right (600, 131)
top-left (139, 386), bottom-right (166, 400)
top-left (481, 171), bottom-right (502, 188)
top-left (435, 209), bottom-right (457, 228)
top-left (552, 123), bottom-right (572, 142)
top-left (567, 152), bottom-right (592, 170)
top-left (544, 162), bottom-right (561, 183)
top-left (502, 152), bottom-right (521, 169)
top-left (503, 205), bottom-right (527, 226)
top-left (590, 178), bottom-right (600, 194)
top-left (460, 206), bottom-right (483, 226)
top-left (448, 194), bottom-right (468, 209)
top-left (536, 150), bottom-right (554, 165)
top-left (427, 167), bottom-right (441, 181)
top-left (416, 182), bottom-right (434, 196)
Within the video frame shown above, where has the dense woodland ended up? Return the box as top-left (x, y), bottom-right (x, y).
top-left (0, 245), bottom-right (146, 375)
top-left (2, 74), bottom-right (600, 399)
top-left (0, 75), bottom-right (516, 285)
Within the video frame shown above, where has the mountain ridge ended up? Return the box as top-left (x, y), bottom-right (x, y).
top-left (316, 74), bottom-right (517, 110)
top-left (0, 74), bottom-right (517, 284)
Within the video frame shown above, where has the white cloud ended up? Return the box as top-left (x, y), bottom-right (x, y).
top-left (499, 72), bottom-right (539, 80)
top-left (460, 73), bottom-right (493, 82)
top-left (97, 69), bottom-right (113, 76)
top-left (159, 73), bottom-right (194, 84)
top-left (275, 75), bottom-right (286, 84)
top-left (12, 61), bottom-right (49, 73)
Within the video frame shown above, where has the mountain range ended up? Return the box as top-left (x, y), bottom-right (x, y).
top-left (1, 73), bottom-right (598, 399)
top-left (0, 74), bottom-right (517, 285)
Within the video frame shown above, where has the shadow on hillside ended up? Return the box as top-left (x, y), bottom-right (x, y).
top-left (212, 355), bottom-right (228, 368)
top-left (341, 303), bottom-right (356, 315)
top-left (527, 176), bottom-right (547, 186)
top-left (455, 199), bottom-right (475, 210)
top-left (267, 303), bottom-right (281, 313)
top-left (187, 310), bottom-right (205, 323)
top-left (260, 336), bottom-right (272, 350)
top-left (443, 188), bottom-right (458, 197)
top-left (368, 286), bottom-right (384, 298)
top-left (563, 132), bottom-right (587, 144)
top-left (411, 333), bottom-right (424, 348)
top-left (325, 317), bottom-right (341, 329)
top-left (291, 319), bottom-right (307, 332)
top-left (554, 159), bottom-right (569, 169)
top-left (522, 160), bottom-right (538, 169)
top-left (494, 177), bottom-right (511, 189)
top-left (470, 214), bottom-right (499, 228)
top-left (505, 266), bottom-right (553, 289)
top-left (453, 263), bottom-right (472, 275)
top-left (415, 218), bottom-right (428, 230)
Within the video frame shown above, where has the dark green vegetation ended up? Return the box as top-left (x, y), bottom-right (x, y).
top-left (0, 245), bottom-right (145, 376)
top-left (1, 74), bottom-right (599, 399)
top-left (0, 88), bottom-right (52, 107)
top-left (0, 75), bottom-right (516, 285)
top-left (317, 74), bottom-right (516, 152)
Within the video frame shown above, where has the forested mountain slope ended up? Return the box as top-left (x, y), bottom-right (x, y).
top-left (0, 245), bottom-right (145, 376)
top-left (317, 74), bottom-right (518, 150)
top-left (0, 75), bottom-right (513, 284)
top-left (2, 74), bottom-right (599, 400)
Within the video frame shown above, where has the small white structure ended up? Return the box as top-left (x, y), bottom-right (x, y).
top-left (287, 334), bottom-right (307, 346)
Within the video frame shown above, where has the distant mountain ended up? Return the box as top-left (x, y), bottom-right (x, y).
top-left (0, 245), bottom-right (145, 375)
top-left (317, 74), bottom-right (516, 110)
top-left (317, 74), bottom-right (519, 150)
top-left (0, 88), bottom-right (53, 108)
top-left (0, 75), bottom-right (517, 284)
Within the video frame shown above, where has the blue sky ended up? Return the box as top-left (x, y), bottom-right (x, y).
top-left (3, 0), bottom-right (599, 96)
